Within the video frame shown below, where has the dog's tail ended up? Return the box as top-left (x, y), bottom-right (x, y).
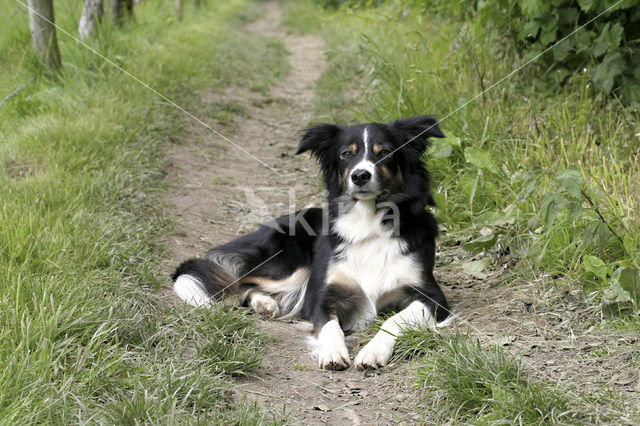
top-left (171, 250), bottom-right (244, 307)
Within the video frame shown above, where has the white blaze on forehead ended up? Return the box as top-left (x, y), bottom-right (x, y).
top-left (352, 160), bottom-right (375, 174)
top-left (363, 126), bottom-right (369, 152)
top-left (351, 126), bottom-right (375, 175)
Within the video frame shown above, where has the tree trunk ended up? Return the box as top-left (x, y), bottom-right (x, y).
top-left (194, 0), bottom-right (201, 9)
top-left (124, 0), bottom-right (133, 17)
top-left (111, 0), bottom-right (133, 23)
top-left (28, 0), bottom-right (61, 70)
top-left (175, 0), bottom-right (182, 21)
top-left (78, 0), bottom-right (103, 40)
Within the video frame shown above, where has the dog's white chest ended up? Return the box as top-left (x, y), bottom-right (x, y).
top-left (328, 201), bottom-right (422, 318)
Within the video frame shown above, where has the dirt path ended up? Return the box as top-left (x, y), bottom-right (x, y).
top-left (163, 1), bottom-right (429, 423)
top-left (162, 1), bottom-right (639, 423)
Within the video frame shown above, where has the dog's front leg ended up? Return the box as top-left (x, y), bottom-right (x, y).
top-left (354, 300), bottom-right (435, 370)
top-left (315, 314), bottom-right (350, 370)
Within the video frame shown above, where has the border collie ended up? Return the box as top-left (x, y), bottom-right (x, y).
top-left (172, 115), bottom-right (450, 370)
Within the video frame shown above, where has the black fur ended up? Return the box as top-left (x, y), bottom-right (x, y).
top-left (173, 114), bottom-right (449, 339)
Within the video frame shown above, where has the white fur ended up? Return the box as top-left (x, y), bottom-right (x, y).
top-left (173, 275), bottom-right (212, 307)
top-left (352, 159), bottom-right (376, 174)
top-left (249, 293), bottom-right (280, 318)
top-left (363, 126), bottom-right (369, 152)
top-left (329, 200), bottom-right (423, 329)
top-left (355, 300), bottom-right (434, 369)
top-left (352, 128), bottom-right (375, 180)
top-left (241, 268), bottom-right (310, 319)
top-left (315, 319), bottom-right (350, 369)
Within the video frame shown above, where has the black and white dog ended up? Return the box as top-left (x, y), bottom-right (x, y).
top-left (172, 115), bottom-right (450, 370)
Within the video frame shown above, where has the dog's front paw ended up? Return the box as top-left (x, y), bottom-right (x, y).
top-left (318, 343), bottom-right (350, 370)
top-left (354, 336), bottom-right (394, 370)
top-left (249, 293), bottom-right (280, 318)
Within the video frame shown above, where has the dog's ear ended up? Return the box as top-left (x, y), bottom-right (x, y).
top-left (388, 115), bottom-right (444, 151)
top-left (296, 124), bottom-right (342, 156)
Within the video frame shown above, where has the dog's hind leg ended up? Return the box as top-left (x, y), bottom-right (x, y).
top-left (247, 291), bottom-right (280, 318)
top-left (172, 249), bottom-right (245, 307)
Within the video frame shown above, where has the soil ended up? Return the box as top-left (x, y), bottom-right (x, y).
top-left (162, 1), bottom-right (639, 423)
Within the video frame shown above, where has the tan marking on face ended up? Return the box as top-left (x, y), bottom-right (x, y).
top-left (373, 144), bottom-right (383, 155)
top-left (349, 143), bottom-right (357, 154)
top-left (340, 167), bottom-right (350, 191)
top-left (380, 165), bottom-right (393, 178)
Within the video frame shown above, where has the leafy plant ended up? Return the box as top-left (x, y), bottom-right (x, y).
top-left (474, 0), bottom-right (640, 108)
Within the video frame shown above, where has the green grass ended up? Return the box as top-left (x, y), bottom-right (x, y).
top-left (284, 0), bottom-right (640, 422)
top-left (0, 0), bottom-right (287, 422)
top-left (407, 330), bottom-right (596, 424)
top-left (284, 0), bottom-right (640, 303)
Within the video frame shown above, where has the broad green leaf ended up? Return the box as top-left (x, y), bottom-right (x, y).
top-left (603, 279), bottom-right (631, 303)
top-left (441, 135), bottom-right (461, 146)
top-left (540, 12), bottom-right (558, 32)
top-left (583, 255), bottom-right (607, 280)
top-left (557, 7), bottom-right (578, 24)
top-left (430, 140), bottom-right (453, 159)
top-left (583, 221), bottom-right (612, 248)
top-left (593, 23), bottom-right (623, 57)
top-left (592, 52), bottom-right (624, 93)
top-left (615, 267), bottom-right (640, 302)
top-left (523, 19), bottom-right (540, 38)
top-left (461, 258), bottom-right (492, 279)
top-left (555, 168), bottom-right (582, 199)
top-left (464, 147), bottom-right (501, 175)
top-left (572, 29), bottom-right (594, 53)
top-left (539, 28), bottom-right (558, 46)
top-left (577, 0), bottom-right (598, 12)
top-left (539, 192), bottom-right (565, 229)
top-left (520, 0), bottom-right (550, 17)
top-left (464, 232), bottom-right (499, 254)
top-left (567, 198), bottom-right (583, 220)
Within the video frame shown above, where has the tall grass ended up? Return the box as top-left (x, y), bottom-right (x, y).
top-left (284, 0), bottom-right (640, 310)
top-left (285, 0), bottom-right (638, 421)
top-left (0, 0), bottom-right (287, 422)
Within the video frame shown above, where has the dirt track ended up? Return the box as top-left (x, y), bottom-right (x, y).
top-left (163, 1), bottom-right (640, 423)
top-left (163, 2), bottom-right (431, 423)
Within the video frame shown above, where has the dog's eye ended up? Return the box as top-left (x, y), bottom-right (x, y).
top-left (340, 150), bottom-right (353, 159)
top-left (379, 148), bottom-right (392, 157)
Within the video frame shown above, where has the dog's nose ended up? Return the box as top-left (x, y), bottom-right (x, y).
top-left (351, 169), bottom-right (371, 186)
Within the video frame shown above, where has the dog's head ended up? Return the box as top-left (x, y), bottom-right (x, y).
top-left (297, 115), bottom-right (444, 208)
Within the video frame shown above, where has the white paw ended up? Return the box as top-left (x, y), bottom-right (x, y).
top-left (316, 319), bottom-right (350, 370)
top-left (249, 293), bottom-right (280, 318)
top-left (318, 343), bottom-right (350, 370)
top-left (354, 336), bottom-right (394, 370)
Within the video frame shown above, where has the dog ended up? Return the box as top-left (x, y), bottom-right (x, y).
top-left (172, 114), bottom-right (450, 370)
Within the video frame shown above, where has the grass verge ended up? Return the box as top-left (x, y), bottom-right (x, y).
top-left (284, 0), bottom-right (639, 422)
top-left (283, 0), bottom-right (640, 311)
top-left (1, 0), bottom-right (287, 422)
top-left (401, 329), bottom-right (600, 424)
